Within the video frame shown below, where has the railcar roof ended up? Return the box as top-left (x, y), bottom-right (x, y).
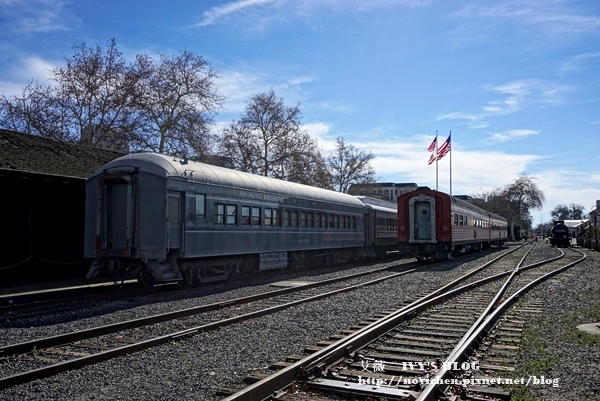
top-left (402, 187), bottom-right (507, 223)
top-left (360, 202), bottom-right (397, 214)
top-left (91, 153), bottom-right (365, 208)
top-left (452, 196), bottom-right (507, 222)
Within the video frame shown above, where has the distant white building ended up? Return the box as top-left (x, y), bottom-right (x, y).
top-left (80, 125), bottom-right (128, 153)
top-left (348, 182), bottom-right (418, 203)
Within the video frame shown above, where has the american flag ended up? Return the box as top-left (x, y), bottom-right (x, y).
top-left (427, 135), bottom-right (437, 152)
top-left (436, 134), bottom-right (451, 160)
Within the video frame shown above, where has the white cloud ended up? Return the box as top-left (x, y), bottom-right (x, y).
top-left (0, 0), bottom-right (79, 33)
top-left (198, 0), bottom-right (278, 26)
top-left (216, 66), bottom-right (316, 118)
top-left (455, 1), bottom-right (600, 35)
top-left (435, 79), bottom-right (573, 130)
top-left (488, 129), bottom-right (540, 143)
top-left (0, 56), bottom-right (56, 97)
top-left (559, 51), bottom-right (600, 75)
top-left (196, 0), bottom-right (434, 27)
top-left (303, 122), bottom-right (335, 150)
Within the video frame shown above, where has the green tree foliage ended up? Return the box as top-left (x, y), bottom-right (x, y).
top-left (550, 203), bottom-right (586, 221)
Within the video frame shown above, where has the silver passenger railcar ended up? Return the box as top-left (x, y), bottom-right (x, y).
top-left (84, 153), bottom-right (374, 287)
top-left (357, 196), bottom-right (399, 258)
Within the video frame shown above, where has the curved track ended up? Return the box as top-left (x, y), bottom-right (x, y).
top-left (217, 244), bottom-right (585, 401)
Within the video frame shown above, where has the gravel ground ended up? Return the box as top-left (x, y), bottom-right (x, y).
top-left (513, 245), bottom-right (600, 401)
top-left (1, 243), bottom-right (594, 401)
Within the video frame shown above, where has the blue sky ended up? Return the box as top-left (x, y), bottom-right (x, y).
top-left (1, 0), bottom-right (599, 222)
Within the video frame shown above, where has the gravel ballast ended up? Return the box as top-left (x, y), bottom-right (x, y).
top-left (1, 244), bottom-right (598, 400)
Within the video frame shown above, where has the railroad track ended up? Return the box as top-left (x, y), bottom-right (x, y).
top-left (217, 244), bottom-right (585, 401)
top-left (0, 259), bottom-right (407, 322)
top-left (0, 259), bottom-right (427, 390)
top-left (0, 279), bottom-right (159, 320)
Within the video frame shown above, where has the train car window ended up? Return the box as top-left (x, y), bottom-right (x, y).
top-left (273, 209), bottom-right (281, 226)
top-left (316, 213), bottom-right (324, 228)
top-left (329, 214), bottom-right (334, 228)
top-left (264, 208), bottom-right (272, 226)
top-left (465, 216), bottom-right (468, 226)
top-left (251, 207), bottom-right (260, 226)
top-left (283, 210), bottom-right (291, 227)
top-left (291, 210), bottom-right (299, 227)
top-left (300, 211), bottom-right (307, 227)
top-left (185, 194), bottom-right (206, 227)
top-left (352, 216), bottom-right (357, 229)
top-left (196, 195), bottom-right (206, 218)
top-left (454, 214), bottom-right (459, 226)
top-left (307, 212), bottom-right (314, 228)
top-left (227, 205), bottom-right (237, 225)
top-left (459, 215), bottom-right (464, 226)
top-left (216, 204), bottom-right (225, 224)
top-left (217, 204), bottom-right (237, 225)
top-left (241, 206), bottom-right (250, 225)
top-left (334, 214), bottom-right (340, 228)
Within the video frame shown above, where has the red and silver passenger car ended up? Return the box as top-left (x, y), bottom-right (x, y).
top-left (398, 187), bottom-right (507, 260)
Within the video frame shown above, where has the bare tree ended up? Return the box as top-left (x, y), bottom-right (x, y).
top-left (0, 82), bottom-right (70, 140)
top-left (327, 136), bottom-right (375, 193)
top-left (218, 88), bottom-right (326, 184)
top-left (134, 50), bottom-right (223, 157)
top-left (473, 173), bottom-right (545, 239)
top-left (282, 136), bottom-right (331, 188)
top-left (220, 120), bottom-right (262, 174)
top-left (504, 174), bottom-right (545, 230)
top-left (0, 39), bottom-right (223, 157)
top-left (52, 38), bottom-right (147, 150)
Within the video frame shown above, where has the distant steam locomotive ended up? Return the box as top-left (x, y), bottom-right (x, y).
top-left (549, 221), bottom-right (571, 247)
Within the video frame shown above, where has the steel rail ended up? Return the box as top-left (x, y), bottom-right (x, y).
top-left (441, 242), bottom-right (564, 365)
top-left (0, 262), bottom-right (426, 390)
top-left (0, 261), bottom-right (420, 356)
top-left (220, 246), bottom-right (531, 401)
top-left (416, 247), bottom-right (586, 401)
top-left (0, 245), bottom-right (525, 392)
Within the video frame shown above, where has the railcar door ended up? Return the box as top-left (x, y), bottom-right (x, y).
top-left (414, 201), bottom-right (432, 241)
top-left (167, 192), bottom-right (183, 250)
top-left (99, 175), bottom-right (134, 255)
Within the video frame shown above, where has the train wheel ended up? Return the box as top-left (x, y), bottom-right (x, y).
top-left (177, 270), bottom-right (194, 290)
top-left (177, 279), bottom-right (193, 290)
top-left (137, 270), bottom-right (157, 288)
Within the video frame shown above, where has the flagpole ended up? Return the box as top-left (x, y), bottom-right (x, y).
top-left (435, 131), bottom-right (439, 191)
top-left (449, 130), bottom-right (452, 197)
